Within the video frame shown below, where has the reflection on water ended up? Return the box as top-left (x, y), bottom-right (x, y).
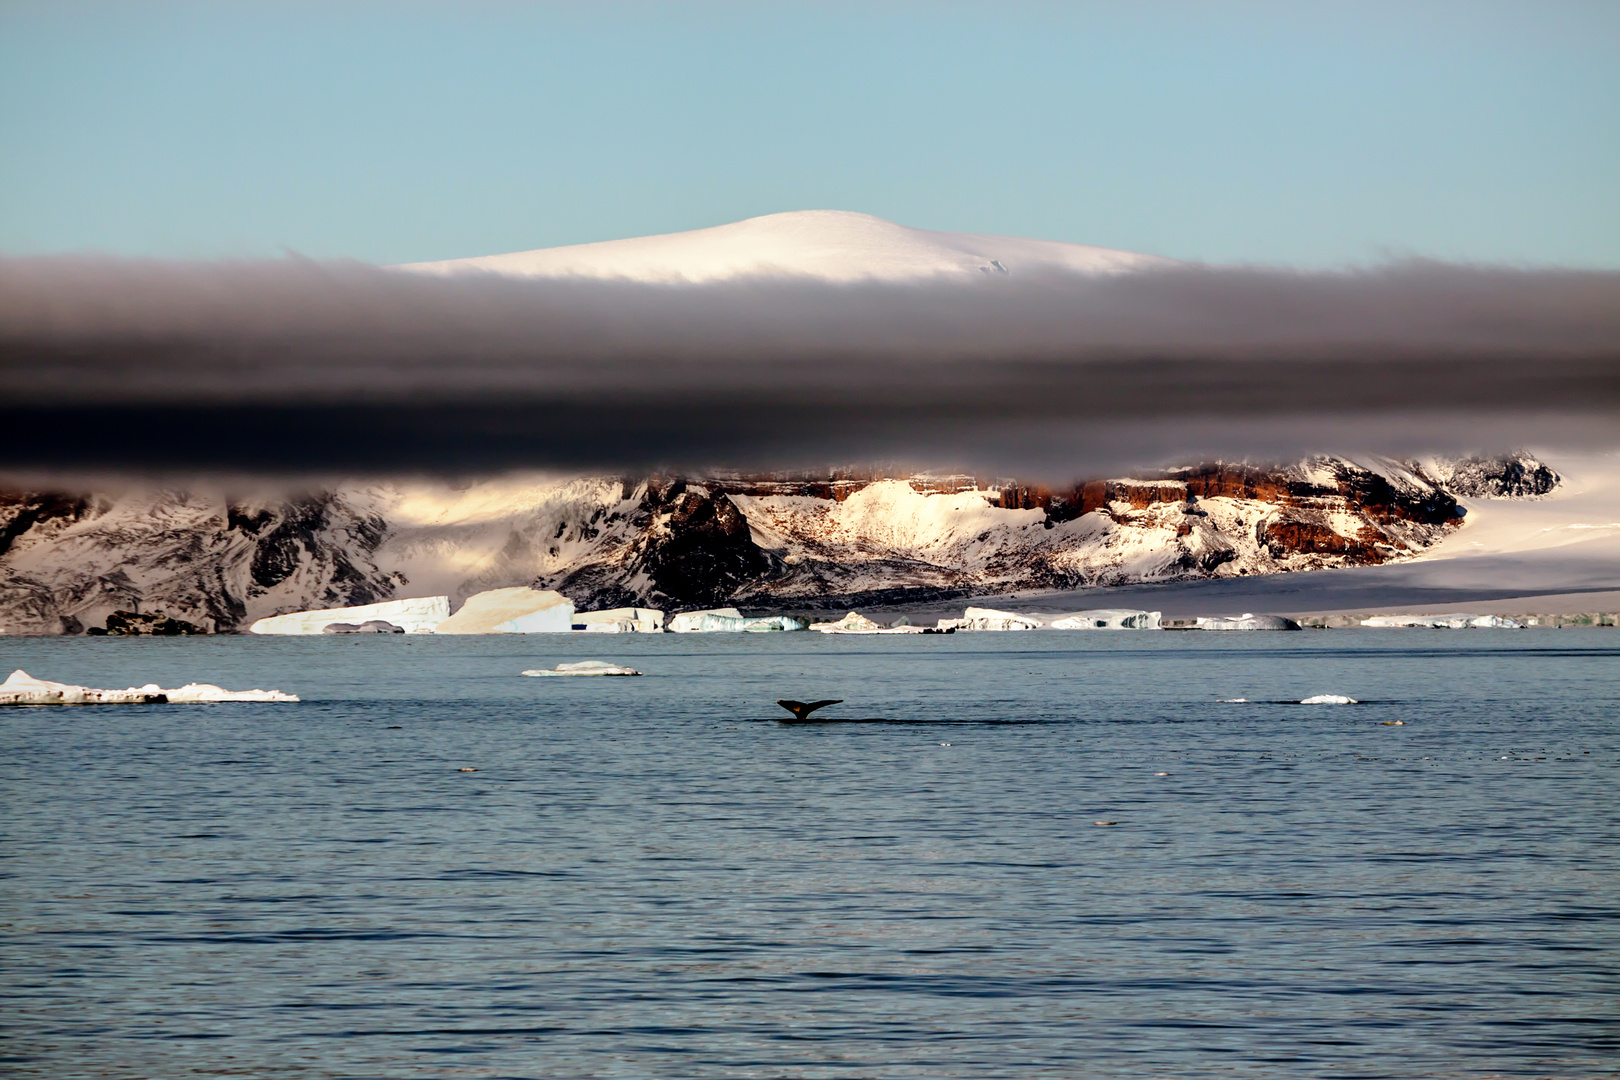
top-left (2, 632), bottom-right (1616, 1078)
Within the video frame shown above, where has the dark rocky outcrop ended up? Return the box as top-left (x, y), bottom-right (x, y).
top-left (86, 610), bottom-right (204, 635)
top-left (1427, 453), bottom-right (1561, 499)
top-left (632, 482), bottom-right (772, 608)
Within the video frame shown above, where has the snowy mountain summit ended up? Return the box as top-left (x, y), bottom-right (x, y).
top-left (402, 210), bottom-right (1169, 284)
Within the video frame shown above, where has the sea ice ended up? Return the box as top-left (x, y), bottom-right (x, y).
top-left (0, 669), bottom-right (298, 705)
top-left (250, 597), bottom-right (450, 635)
top-left (1299, 694), bottom-right (1358, 705)
top-left (521, 661), bottom-right (642, 677)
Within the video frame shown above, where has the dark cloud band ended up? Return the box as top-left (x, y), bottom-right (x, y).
top-left (2, 255), bottom-right (1617, 477)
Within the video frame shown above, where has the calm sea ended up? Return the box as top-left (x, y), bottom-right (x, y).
top-left (2, 631), bottom-right (1616, 1079)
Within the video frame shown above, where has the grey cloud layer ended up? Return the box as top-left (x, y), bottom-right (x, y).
top-left (2, 256), bottom-right (1616, 478)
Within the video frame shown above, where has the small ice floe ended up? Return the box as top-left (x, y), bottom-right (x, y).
top-left (1216, 697), bottom-right (1250, 703)
top-left (1093, 820), bottom-right (1117, 826)
top-left (0, 669), bottom-right (298, 705)
top-left (521, 661), bottom-right (642, 677)
top-left (1300, 694), bottom-right (1358, 705)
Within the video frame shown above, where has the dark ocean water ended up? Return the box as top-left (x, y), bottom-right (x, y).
top-left (1, 631), bottom-right (1616, 1079)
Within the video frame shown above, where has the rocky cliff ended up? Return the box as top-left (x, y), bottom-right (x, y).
top-left (0, 454), bottom-right (1554, 633)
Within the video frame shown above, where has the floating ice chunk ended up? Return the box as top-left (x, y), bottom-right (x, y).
top-left (1216, 698), bottom-right (1250, 703)
top-left (1300, 694), bottom-right (1358, 704)
top-left (148, 682), bottom-right (299, 702)
top-left (521, 661), bottom-right (642, 677)
top-left (669, 608), bottom-right (744, 633)
top-left (251, 597), bottom-right (450, 635)
top-left (1197, 613), bottom-right (1301, 631)
top-left (322, 620), bottom-right (404, 634)
top-left (1050, 609), bottom-right (1162, 630)
top-left (436, 588), bottom-right (574, 634)
top-left (0, 669), bottom-right (298, 705)
top-left (572, 607), bottom-right (665, 633)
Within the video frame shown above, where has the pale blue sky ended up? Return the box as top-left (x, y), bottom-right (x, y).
top-left (2, 1), bottom-right (1616, 267)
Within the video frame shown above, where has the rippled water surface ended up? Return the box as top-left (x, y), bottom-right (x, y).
top-left (2, 631), bottom-right (1616, 1078)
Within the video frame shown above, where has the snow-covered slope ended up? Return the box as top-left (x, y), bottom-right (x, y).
top-left (402, 210), bottom-right (1168, 283)
top-left (1406, 451), bottom-right (1617, 573)
top-left (2, 454), bottom-right (1579, 635)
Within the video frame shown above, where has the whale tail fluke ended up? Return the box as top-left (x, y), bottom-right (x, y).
top-left (777, 698), bottom-right (843, 720)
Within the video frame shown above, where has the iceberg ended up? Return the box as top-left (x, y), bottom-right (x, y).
top-left (1361, 614), bottom-right (1522, 629)
top-left (811, 612), bottom-right (888, 634)
top-left (572, 607), bottom-right (665, 633)
top-left (0, 669), bottom-right (298, 705)
top-left (435, 587), bottom-right (574, 634)
top-left (668, 608), bottom-right (744, 633)
top-left (816, 608), bottom-right (920, 634)
top-left (521, 661), bottom-right (641, 677)
top-left (742, 615), bottom-right (808, 632)
top-left (946, 606), bottom-right (1043, 632)
top-left (250, 596), bottom-right (450, 635)
top-left (1049, 609), bottom-right (1163, 630)
top-left (670, 608), bottom-right (810, 634)
top-left (1196, 613), bottom-right (1302, 631)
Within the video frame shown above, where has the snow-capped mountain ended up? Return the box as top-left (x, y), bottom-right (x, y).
top-left (0, 455), bottom-right (1560, 634)
top-left (402, 210), bottom-right (1170, 283)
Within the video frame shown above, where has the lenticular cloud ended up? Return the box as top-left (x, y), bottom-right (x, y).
top-left (1, 230), bottom-right (1617, 478)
